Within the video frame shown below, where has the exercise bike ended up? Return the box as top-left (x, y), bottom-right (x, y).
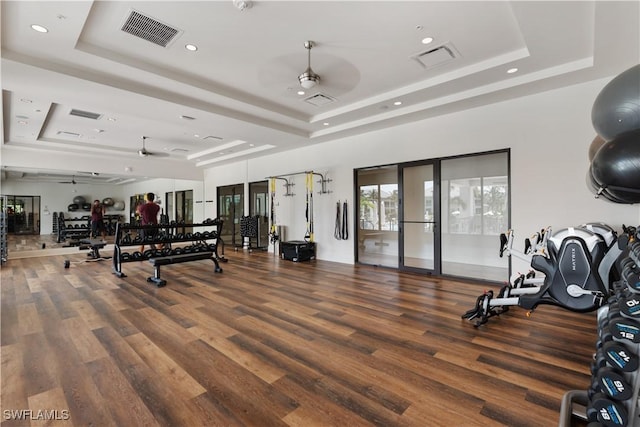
top-left (463, 223), bottom-right (626, 327)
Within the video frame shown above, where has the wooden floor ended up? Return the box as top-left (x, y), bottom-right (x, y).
top-left (0, 248), bottom-right (597, 426)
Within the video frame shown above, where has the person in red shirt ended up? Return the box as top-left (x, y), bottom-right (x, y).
top-left (137, 192), bottom-right (161, 253)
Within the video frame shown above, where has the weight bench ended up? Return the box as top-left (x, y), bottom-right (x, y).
top-left (79, 238), bottom-right (110, 260)
top-left (147, 251), bottom-right (222, 287)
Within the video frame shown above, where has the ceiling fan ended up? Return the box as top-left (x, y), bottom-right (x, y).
top-left (138, 136), bottom-right (169, 158)
top-left (58, 175), bottom-right (77, 184)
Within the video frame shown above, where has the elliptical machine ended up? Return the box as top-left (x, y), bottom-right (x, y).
top-left (463, 223), bottom-right (624, 327)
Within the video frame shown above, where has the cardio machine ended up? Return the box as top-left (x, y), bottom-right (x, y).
top-left (462, 223), bottom-right (625, 326)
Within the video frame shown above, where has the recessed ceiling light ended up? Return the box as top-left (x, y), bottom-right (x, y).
top-left (421, 37), bottom-right (434, 45)
top-left (31, 24), bottom-right (48, 33)
top-left (194, 134), bottom-right (200, 138)
top-left (107, 117), bottom-right (116, 121)
top-left (297, 91), bottom-right (305, 95)
top-left (393, 101), bottom-right (402, 106)
top-left (507, 67), bottom-right (518, 74)
top-left (323, 122), bottom-right (329, 126)
top-left (185, 44), bottom-right (198, 52)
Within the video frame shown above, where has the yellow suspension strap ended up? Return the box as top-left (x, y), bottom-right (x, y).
top-left (269, 178), bottom-right (277, 243)
top-left (308, 172), bottom-right (314, 243)
top-left (304, 173), bottom-right (311, 241)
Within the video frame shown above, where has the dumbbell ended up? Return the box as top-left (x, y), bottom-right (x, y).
top-left (143, 250), bottom-right (154, 259)
top-left (602, 341), bottom-right (639, 373)
top-left (120, 252), bottom-right (131, 261)
top-left (595, 367), bottom-right (633, 401)
top-left (609, 316), bottom-right (640, 343)
top-left (588, 393), bottom-right (628, 426)
top-left (132, 251), bottom-right (143, 261)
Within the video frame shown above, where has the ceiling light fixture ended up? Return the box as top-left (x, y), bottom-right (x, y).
top-left (421, 37), bottom-right (434, 44)
top-left (233, 0), bottom-right (252, 11)
top-left (298, 41), bottom-right (320, 89)
top-left (394, 101), bottom-right (403, 106)
top-left (31, 24), bottom-right (48, 33)
top-left (507, 67), bottom-right (518, 74)
top-left (185, 44), bottom-right (198, 52)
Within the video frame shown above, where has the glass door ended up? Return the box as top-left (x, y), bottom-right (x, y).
top-left (399, 162), bottom-right (439, 273)
top-left (217, 184), bottom-right (244, 248)
top-left (355, 165), bottom-right (399, 268)
top-left (249, 181), bottom-right (269, 248)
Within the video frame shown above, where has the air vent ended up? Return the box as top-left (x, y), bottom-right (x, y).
top-left (57, 131), bottom-right (81, 137)
top-left (121, 10), bottom-right (181, 48)
top-left (170, 148), bottom-right (189, 153)
top-left (69, 109), bottom-right (102, 120)
top-left (202, 135), bottom-right (223, 141)
top-left (411, 44), bottom-right (457, 69)
top-left (304, 93), bottom-right (336, 107)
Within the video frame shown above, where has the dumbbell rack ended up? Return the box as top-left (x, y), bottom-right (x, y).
top-left (561, 240), bottom-right (640, 426)
top-left (112, 219), bottom-right (226, 278)
top-left (57, 213), bottom-right (91, 243)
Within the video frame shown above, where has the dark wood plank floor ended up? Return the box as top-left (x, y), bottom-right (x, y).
top-left (0, 249), bottom-right (596, 426)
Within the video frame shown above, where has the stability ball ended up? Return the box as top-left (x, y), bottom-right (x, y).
top-left (102, 197), bottom-right (115, 206)
top-left (72, 195), bottom-right (86, 205)
top-left (592, 64), bottom-right (640, 141)
top-left (113, 201), bottom-right (125, 211)
top-left (591, 128), bottom-right (640, 203)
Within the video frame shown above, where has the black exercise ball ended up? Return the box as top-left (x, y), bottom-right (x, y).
top-left (588, 135), bottom-right (607, 161)
top-left (72, 195), bottom-right (86, 205)
top-left (592, 64), bottom-right (640, 141)
top-left (68, 203), bottom-right (79, 211)
top-left (591, 128), bottom-right (640, 203)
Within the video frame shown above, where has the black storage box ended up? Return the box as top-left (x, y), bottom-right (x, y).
top-left (281, 240), bottom-right (316, 262)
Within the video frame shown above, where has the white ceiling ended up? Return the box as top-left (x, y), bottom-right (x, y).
top-left (1, 1), bottom-right (639, 184)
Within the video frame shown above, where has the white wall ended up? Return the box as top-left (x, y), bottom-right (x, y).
top-left (203, 76), bottom-right (640, 272)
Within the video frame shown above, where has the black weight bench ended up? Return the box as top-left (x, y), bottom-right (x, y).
top-left (147, 251), bottom-right (223, 287)
top-left (79, 238), bottom-right (110, 260)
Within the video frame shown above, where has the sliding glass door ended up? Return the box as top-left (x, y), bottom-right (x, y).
top-left (440, 152), bottom-right (509, 281)
top-left (356, 166), bottom-right (399, 268)
top-left (400, 162), bottom-right (439, 273)
top-left (356, 150), bottom-right (509, 282)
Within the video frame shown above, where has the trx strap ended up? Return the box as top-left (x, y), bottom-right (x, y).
top-left (269, 178), bottom-right (278, 243)
top-left (341, 201), bottom-right (348, 240)
top-left (308, 172), bottom-right (314, 242)
top-left (304, 173), bottom-right (311, 241)
top-left (334, 201), bottom-right (342, 240)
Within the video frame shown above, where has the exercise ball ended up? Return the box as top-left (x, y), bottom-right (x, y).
top-left (592, 64), bottom-right (640, 141)
top-left (72, 195), bottom-right (86, 205)
top-left (588, 135), bottom-right (607, 161)
top-left (68, 203), bottom-right (79, 211)
top-left (102, 197), bottom-right (114, 206)
top-left (113, 200), bottom-right (125, 211)
top-left (591, 128), bottom-right (640, 203)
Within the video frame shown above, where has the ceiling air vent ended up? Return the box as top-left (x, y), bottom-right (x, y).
top-left (121, 10), bottom-right (181, 48)
top-left (411, 44), bottom-right (458, 69)
top-left (304, 93), bottom-right (336, 107)
top-left (57, 130), bottom-right (81, 137)
top-left (69, 109), bottom-right (102, 120)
